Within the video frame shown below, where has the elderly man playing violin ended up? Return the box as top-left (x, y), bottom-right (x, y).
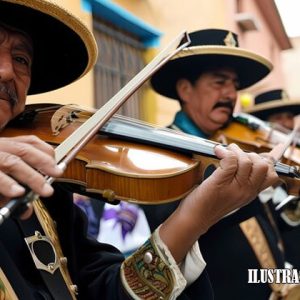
top-left (141, 29), bottom-right (300, 300)
top-left (0, 2), bottom-right (281, 300)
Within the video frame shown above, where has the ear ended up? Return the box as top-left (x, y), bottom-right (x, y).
top-left (176, 79), bottom-right (193, 104)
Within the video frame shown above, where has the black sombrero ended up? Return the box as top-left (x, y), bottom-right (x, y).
top-left (243, 89), bottom-right (300, 120)
top-left (0, 0), bottom-right (98, 95)
top-left (151, 29), bottom-right (272, 100)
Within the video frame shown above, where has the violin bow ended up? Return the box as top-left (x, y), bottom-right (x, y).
top-left (0, 31), bottom-right (191, 225)
top-left (271, 115), bottom-right (300, 162)
top-left (275, 115), bottom-right (300, 211)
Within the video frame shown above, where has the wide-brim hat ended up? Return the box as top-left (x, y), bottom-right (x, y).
top-left (243, 89), bottom-right (300, 120)
top-left (0, 0), bottom-right (98, 95)
top-left (151, 29), bottom-right (272, 100)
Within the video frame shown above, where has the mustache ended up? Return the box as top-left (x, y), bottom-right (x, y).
top-left (213, 100), bottom-right (234, 112)
top-left (0, 83), bottom-right (18, 108)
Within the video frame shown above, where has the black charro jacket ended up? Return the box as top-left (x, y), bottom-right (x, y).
top-left (0, 184), bottom-right (213, 299)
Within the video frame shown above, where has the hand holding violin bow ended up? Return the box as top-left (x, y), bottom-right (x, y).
top-left (0, 136), bottom-right (63, 220)
top-left (0, 136), bottom-right (63, 200)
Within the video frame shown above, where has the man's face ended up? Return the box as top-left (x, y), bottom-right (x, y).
top-left (0, 24), bottom-right (32, 129)
top-left (268, 112), bottom-right (294, 130)
top-left (176, 68), bottom-right (238, 135)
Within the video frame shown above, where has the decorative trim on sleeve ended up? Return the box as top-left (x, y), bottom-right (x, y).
top-left (281, 208), bottom-right (300, 226)
top-left (121, 228), bottom-right (186, 299)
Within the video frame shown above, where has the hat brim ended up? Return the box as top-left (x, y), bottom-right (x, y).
top-left (151, 46), bottom-right (272, 100)
top-left (244, 99), bottom-right (300, 121)
top-left (0, 0), bottom-right (98, 95)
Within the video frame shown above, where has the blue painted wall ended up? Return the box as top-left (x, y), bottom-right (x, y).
top-left (82, 0), bottom-right (161, 47)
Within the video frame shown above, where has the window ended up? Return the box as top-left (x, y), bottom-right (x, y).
top-left (93, 19), bottom-right (145, 119)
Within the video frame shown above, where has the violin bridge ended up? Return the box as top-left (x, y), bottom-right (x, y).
top-left (51, 104), bottom-right (94, 135)
top-left (51, 105), bottom-right (80, 135)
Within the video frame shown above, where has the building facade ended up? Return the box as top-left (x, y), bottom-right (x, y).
top-left (28, 0), bottom-right (290, 125)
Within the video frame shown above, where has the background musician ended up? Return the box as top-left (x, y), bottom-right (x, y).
top-left (244, 89), bottom-right (300, 271)
top-left (142, 29), bottom-right (299, 299)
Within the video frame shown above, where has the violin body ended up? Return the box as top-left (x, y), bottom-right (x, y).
top-left (2, 104), bottom-right (216, 204)
top-left (213, 113), bottom-right (300, 166)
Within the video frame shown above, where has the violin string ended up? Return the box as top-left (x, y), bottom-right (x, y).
top-left (101, 114), bottom-right (218, 156)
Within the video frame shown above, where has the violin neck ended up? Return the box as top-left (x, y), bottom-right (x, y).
top-left (101, 115), bottom-right (217, 157)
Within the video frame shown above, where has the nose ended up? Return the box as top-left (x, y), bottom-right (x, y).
top-left (0, 51), bottom-right (15, 82)
top-left (222, 80), bottom-right (237, 101)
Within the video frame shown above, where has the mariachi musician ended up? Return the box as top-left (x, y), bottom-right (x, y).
top-left (244, 89), bottom-right (300, 271)
top-left (142, 29), bottom-right (300, 299)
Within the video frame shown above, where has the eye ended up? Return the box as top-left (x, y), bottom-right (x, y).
top-left (214, 78), bottom-right (226, 86)
top-left (14, 55), bottom-right (30, 66)
top-left (234, 80), bottom-right (240, 89)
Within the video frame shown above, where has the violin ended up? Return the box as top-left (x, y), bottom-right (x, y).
top-left (212, 112), bottom-right (300, 166)
top-left (2, 103), bottom-right (300, 204)
top-left (0, 30), bottom-right (193, 224)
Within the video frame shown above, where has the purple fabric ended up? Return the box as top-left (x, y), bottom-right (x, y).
top-left (102, 202), bottom-right (139, 240)
top-left (74, 199), bottom-right (99, 238)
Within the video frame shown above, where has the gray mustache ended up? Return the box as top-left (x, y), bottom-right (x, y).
top-left (0, 83), bottom-right (18, 107)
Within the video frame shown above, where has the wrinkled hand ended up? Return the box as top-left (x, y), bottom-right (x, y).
top-left (180, 143), bottom-right (280, 234)
top-left (157, 143), bottom-right (283, 263)
top-left (0, 136), bottom-right (63, 206)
